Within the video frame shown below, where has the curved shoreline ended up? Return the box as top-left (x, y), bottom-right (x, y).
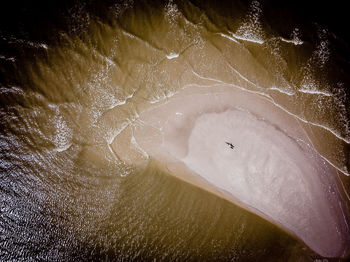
top-left (111, 84), bottom-right (350, 257)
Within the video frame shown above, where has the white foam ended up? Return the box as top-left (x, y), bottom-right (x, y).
top-left (279, 37), bottom-right (303, 46)
top-left (230, 32), bottom-right (264, 44)
top-left (268, 86), bottom-right (296, 96)
top-left (217, 33), bottom-right (240, 44)
top-left (232, 1), bottom-right (265, 45)
top-left (299, 87), bottom-right (332, 97)
top-left (278, 28), bottom-right (303, 46)
top-left (166, 52), bottom-right (179, 59)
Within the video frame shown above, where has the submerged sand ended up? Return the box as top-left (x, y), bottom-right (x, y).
top-left (111, 84), bottom-right (350, 258)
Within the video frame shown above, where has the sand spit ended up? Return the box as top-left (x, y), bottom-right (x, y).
top-left (111, 85), bottom-right (350, 257)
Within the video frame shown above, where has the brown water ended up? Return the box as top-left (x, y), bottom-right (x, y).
top-left (1, 0), bottom-right (349, 261)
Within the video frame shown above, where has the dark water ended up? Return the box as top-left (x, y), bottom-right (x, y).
top-left (1, 0), bottom-right (349, 261)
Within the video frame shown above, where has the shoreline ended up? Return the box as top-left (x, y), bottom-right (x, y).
top-left (111, 84), bottom-right (350, 258)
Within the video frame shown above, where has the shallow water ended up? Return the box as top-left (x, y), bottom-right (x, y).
top-left (1, 0), bottom-right (350, 261)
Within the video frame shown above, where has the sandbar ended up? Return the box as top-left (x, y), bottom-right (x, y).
top-left (111, 84), bottom-right (350, 258)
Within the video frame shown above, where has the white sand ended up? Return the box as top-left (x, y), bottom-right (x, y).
top-left (111, 85), bottom-right (349, 257)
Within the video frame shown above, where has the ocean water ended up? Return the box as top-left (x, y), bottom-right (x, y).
top-left (0, 0), bottom-right (349, 261)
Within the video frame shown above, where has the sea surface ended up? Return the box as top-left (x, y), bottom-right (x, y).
top-left (0, 0), bottom-right (349, 261)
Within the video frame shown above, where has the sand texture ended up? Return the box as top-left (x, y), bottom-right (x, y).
top-left (111, 85), bottom-right (350, 257)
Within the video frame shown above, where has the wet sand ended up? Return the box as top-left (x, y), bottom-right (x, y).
top-left (111, 84), bottom-right (350, 257)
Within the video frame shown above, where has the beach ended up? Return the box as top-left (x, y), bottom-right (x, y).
top-left (111, 84), bottom-right (350, 257)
